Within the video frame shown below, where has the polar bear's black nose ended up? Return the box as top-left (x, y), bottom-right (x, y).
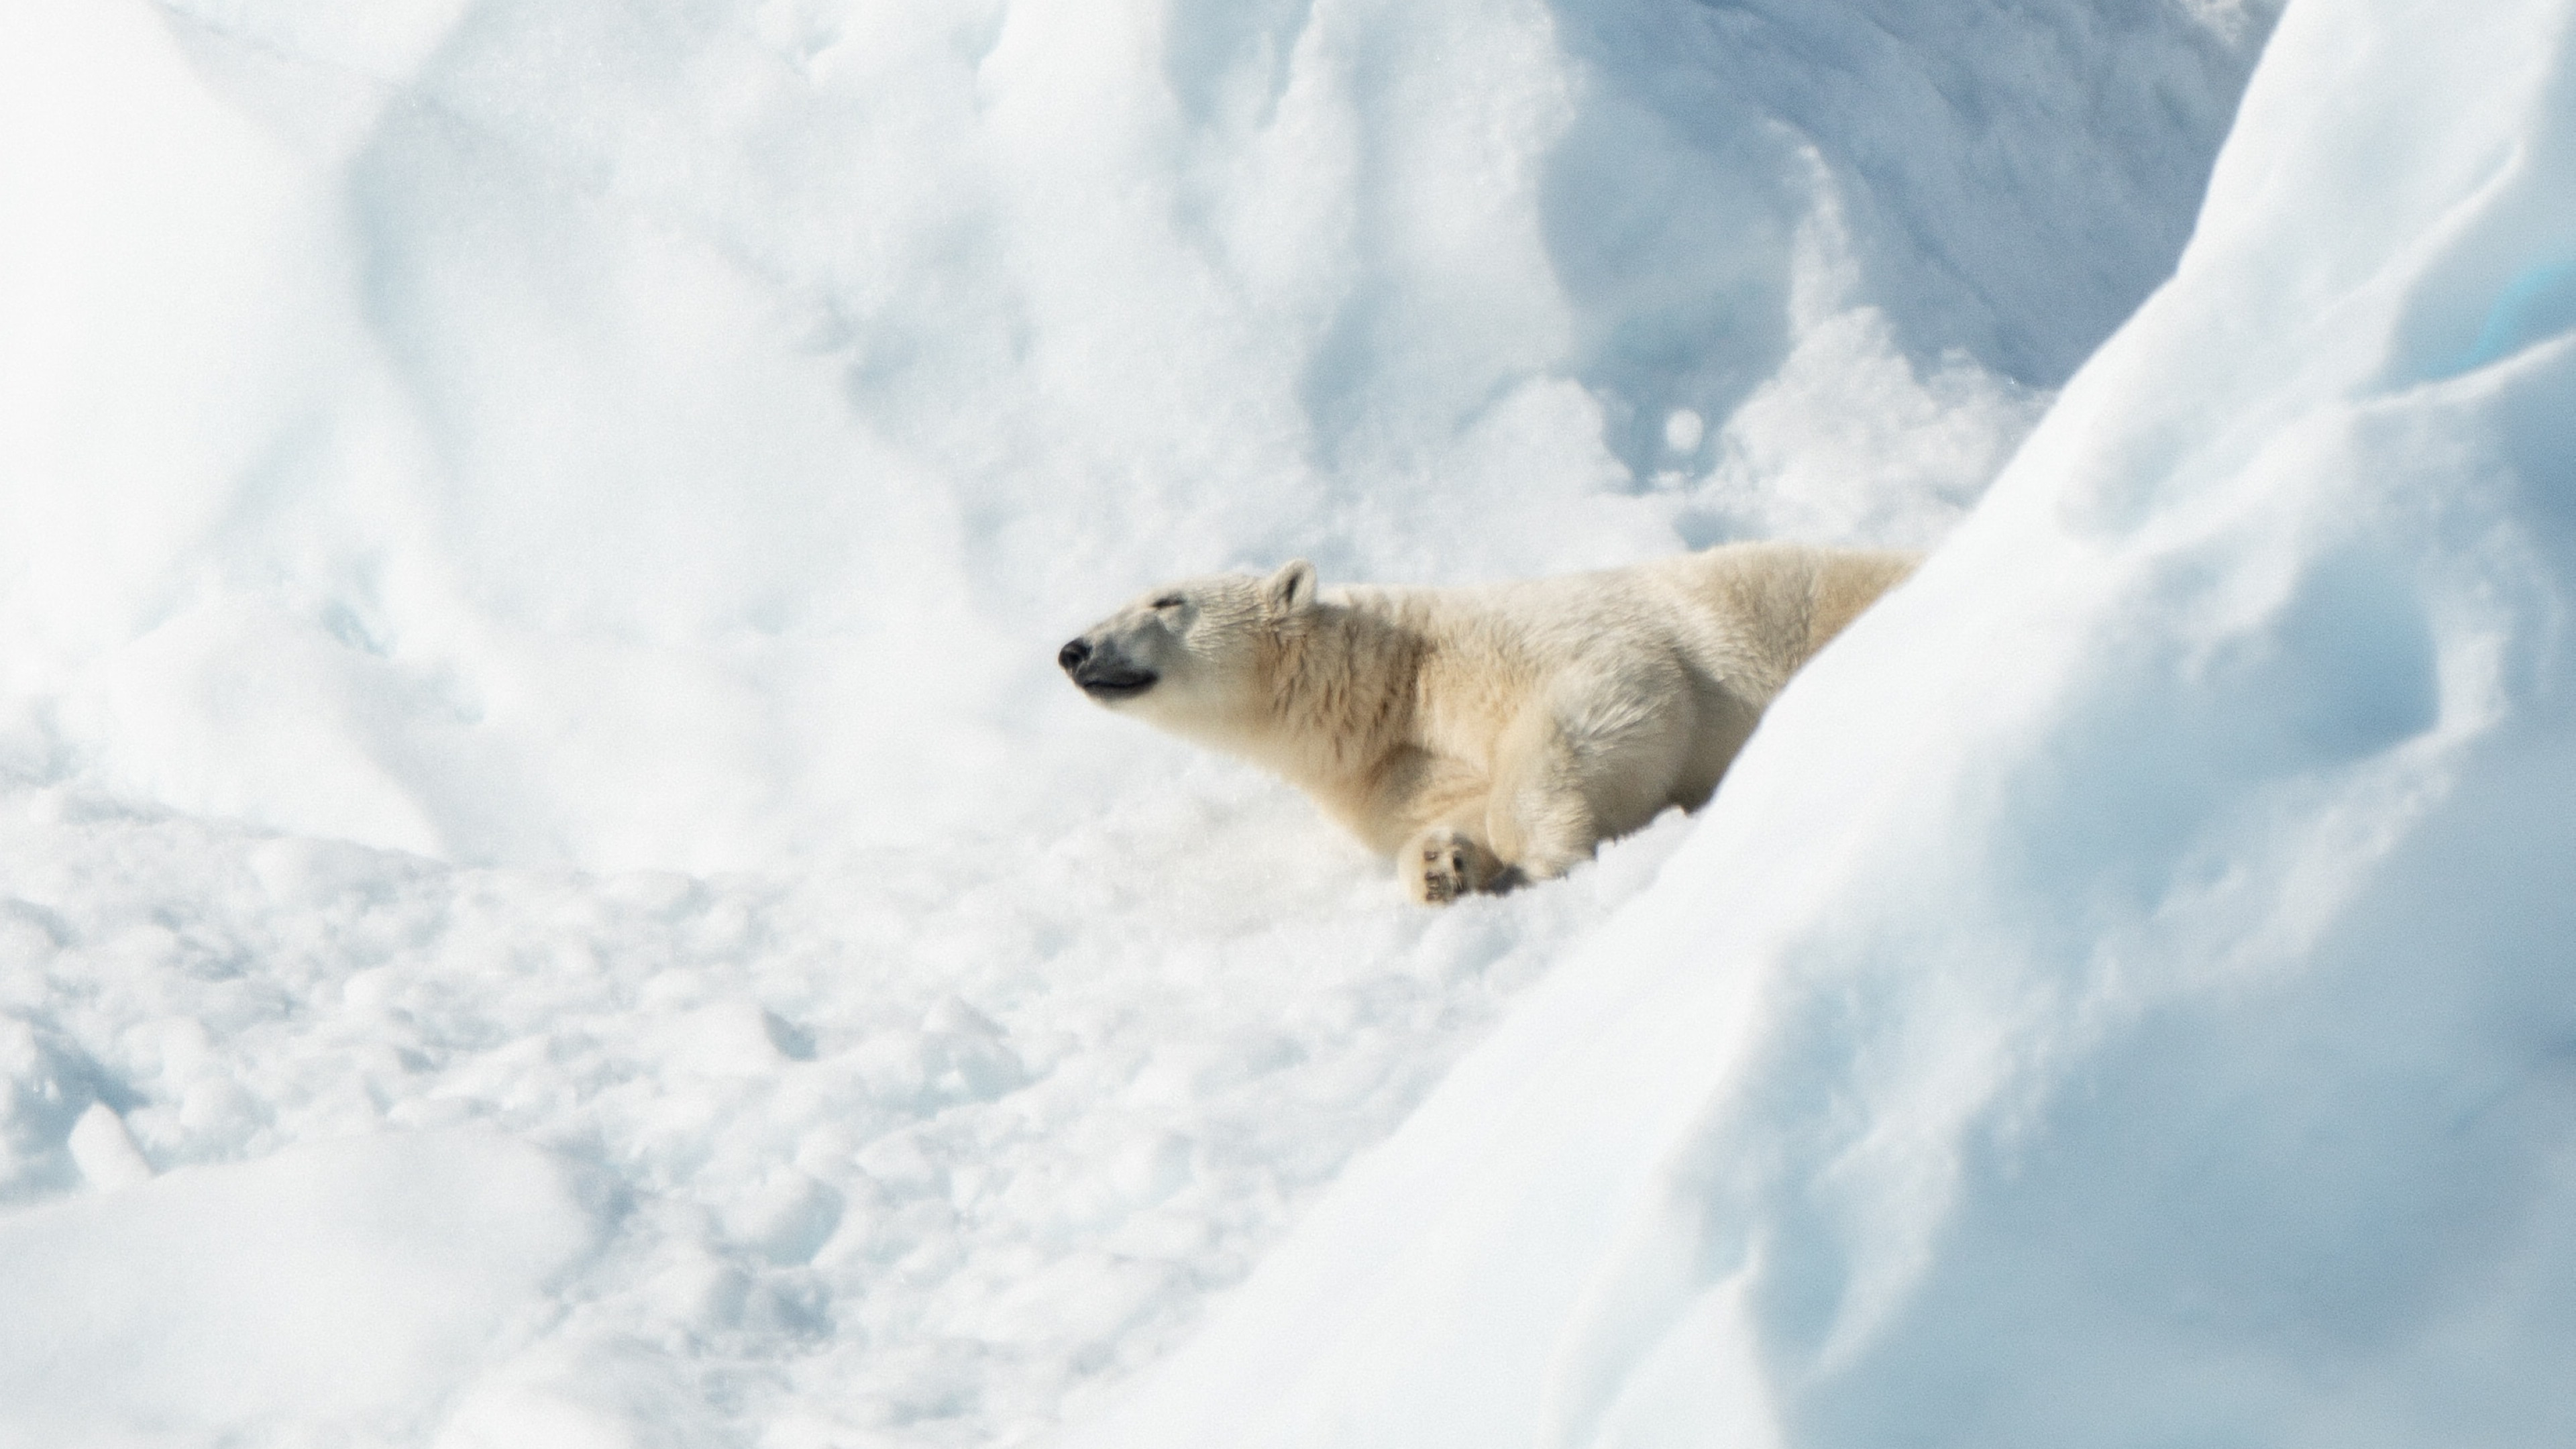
top-left (1058, 638), bottom-right (1091, 674)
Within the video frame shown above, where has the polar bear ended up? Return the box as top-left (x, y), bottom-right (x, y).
top-left (1058, 543), bottom-right (1917, 903)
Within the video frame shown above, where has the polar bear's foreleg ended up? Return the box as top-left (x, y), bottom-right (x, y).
top-left (1402, 826), bottom-right (1511, 904)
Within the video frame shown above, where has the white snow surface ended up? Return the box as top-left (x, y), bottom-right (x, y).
top-left (41, 0), bottom-right (2573, 1443)
top-left (1066, 1), bottom-right (2576, 1446)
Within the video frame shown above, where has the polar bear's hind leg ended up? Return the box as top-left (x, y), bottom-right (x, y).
top-left (1485, 669), bottom-right (1696, 884)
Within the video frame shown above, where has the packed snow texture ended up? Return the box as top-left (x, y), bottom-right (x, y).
top-left (1064, 1), bottom-right (2576, 1446)
top-left (0, 0), bottom-right (2307, 1444)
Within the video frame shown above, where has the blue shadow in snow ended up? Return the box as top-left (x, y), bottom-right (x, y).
top-left (2431, 259), bottom-right (2576, 380)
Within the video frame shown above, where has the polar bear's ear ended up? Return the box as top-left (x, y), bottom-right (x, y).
top-left (1265, 559), bottom-right (1318, 614)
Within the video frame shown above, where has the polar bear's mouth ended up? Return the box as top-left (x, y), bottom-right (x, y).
top-left (1077, 669), bottom-right (1158, 700)
top-left (1060, 636), bottom-right (1158, 701)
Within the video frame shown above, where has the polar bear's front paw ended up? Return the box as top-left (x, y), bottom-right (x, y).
top-left (1404, 827), bottom-right (1505, 905)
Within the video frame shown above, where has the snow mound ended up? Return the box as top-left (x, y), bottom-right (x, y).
top-left (1059, 2), bottom-right (2576, 1445)
top-left (0, 1131), bottom-right (598, 1447)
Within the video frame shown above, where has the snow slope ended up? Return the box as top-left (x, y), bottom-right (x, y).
top-left (0, 0), bottom-right (2290, 1444)
top-left (1061, 1), bottom-right (2576, 1445)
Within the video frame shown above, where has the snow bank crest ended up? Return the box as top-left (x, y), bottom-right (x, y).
top-left (1060, 2), bottom-right (2576, 1445)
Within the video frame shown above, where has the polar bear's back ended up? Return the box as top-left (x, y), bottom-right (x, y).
top-left (1658, 541), bottom-right (1919, 689)
top-left (1325, 541), bottom-right (1916, 708)
top-left (1444, 542), bottom-right (1915, 698)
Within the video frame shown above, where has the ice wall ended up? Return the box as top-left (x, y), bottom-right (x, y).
top-left (1059, 1), bottom-right (2576, 1444)
top-left (0, 0), bottom-right (2269, 871)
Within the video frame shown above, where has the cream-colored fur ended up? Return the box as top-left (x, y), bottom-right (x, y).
top-left (1058, 543), bottom-right (1918, 903)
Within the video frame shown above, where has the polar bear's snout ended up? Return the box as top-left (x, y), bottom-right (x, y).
top-left (1059, 635), bottom-right (1159, 702)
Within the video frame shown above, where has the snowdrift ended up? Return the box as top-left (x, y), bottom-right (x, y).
top-left (1061, 1), bottom-right (2576, 1445)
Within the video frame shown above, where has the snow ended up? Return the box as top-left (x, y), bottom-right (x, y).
top-left (1, 774), bottom-right (1705, 1444)
top-left (36, 0), bottom-right (2575, 1443)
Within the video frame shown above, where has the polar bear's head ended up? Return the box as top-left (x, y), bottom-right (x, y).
top-left (1059, 560), bottom-right (1318, 736)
